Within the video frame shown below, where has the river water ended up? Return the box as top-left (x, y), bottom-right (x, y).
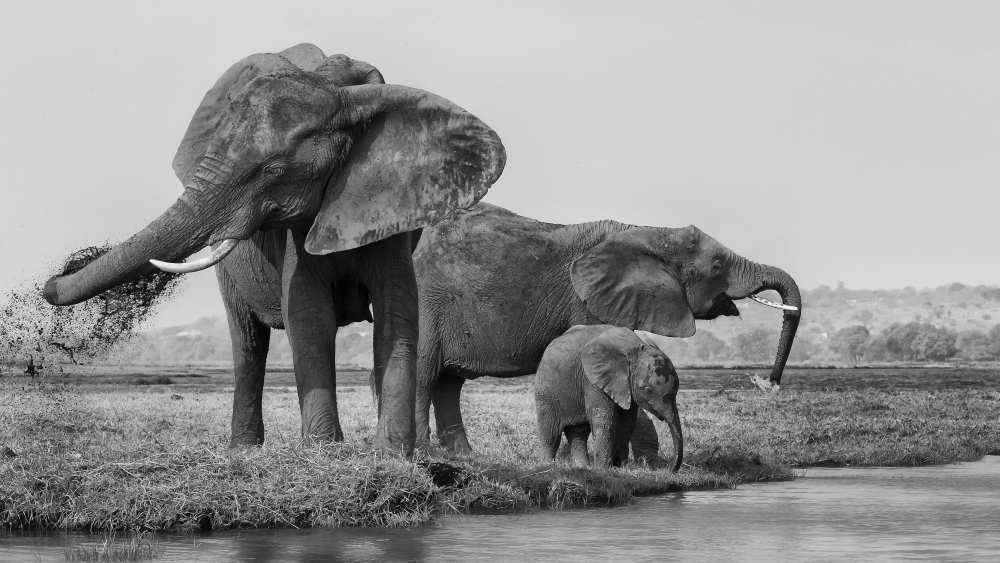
top-left (4, 456), bottom-right (999, 562)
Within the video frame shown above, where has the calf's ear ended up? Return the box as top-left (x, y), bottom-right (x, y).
top-left (581, 327), bottom-right (643, 409)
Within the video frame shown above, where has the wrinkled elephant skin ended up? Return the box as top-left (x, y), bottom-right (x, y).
top-left (535, 325), bottom-right (684, 470)
top-left (42, 44), bottom-right (506, 455)
top-left (414, 203), bottom-right (800, 453)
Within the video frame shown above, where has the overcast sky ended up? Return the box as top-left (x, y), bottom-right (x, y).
top-left (1, 1), bottom-right (997, 327)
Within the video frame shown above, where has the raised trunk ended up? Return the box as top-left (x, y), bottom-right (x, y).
top-left (663, 398), bottom-right (684, 472)
top-left (727, 255), bottom-right (802, 386)
top-left (43, 191), bottom-right (213, 306)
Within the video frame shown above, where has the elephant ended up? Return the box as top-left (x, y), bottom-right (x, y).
top-left (42, 43), bottom-right (506, 454)
top-left (414, 202), bottom-right (800, 454)
top-left (535, 324), bottom-right (683, 470)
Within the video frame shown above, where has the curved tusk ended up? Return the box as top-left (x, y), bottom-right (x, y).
top-left (149, 238), bottom-right (239, 274)
top-left (749, 294), bottom-right (799, 312)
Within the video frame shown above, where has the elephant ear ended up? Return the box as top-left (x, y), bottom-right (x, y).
top-left (581, 327), bottom-right (642, 410)
top-left (570, 230), bottom-right (696, 337)
top-left (171, 43), bottom-right (328, 181)
top-left (303, 84), bottom-right (506, 254)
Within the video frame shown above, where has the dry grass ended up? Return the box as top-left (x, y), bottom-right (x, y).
top-left (1, 370), bottom-right (998, 532)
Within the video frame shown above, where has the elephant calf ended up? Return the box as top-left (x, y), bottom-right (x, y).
top-left (534, 325), bottom-right (683, 470)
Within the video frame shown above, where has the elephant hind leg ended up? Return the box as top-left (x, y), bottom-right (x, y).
top-left (415, 328), bottom-right (441, 448)
top-left (433, 370), bottom-right (472, 454)
top-left (564, 424), bottom-right (591, 468)
top-left (218, 267), bottom-right (270, 448)
top-left (535, 401), bottom-right (562, 462)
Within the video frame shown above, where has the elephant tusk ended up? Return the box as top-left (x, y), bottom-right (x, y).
top-left (749, 294), bottom-right (799, 312)
top-left (149, 238), bottom-right (239, 274)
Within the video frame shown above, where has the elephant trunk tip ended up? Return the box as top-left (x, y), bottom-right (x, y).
top-left (42, 277), bottom-right (62, 306)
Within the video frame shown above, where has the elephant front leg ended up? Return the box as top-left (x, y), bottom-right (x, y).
top-left (364, 233), bottom-right (418, 456)
top-left (629, 410), bottom-right (662, 465)
top-left (282, 236), bottom-right (342, 442)
top-left (218, 268), bottom-right (270, 448)
top-left (589, 406), bottom-right (622, 468)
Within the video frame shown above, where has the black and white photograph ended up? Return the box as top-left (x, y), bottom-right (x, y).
top-left (1, 1), bottom-right (998, 560)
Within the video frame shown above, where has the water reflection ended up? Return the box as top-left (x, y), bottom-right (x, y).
top-left (4, 456), bottom-right (999, 562)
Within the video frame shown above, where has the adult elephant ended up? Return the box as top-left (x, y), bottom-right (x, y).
top-left (415, 203), bottom-right (800, 453)
top-left (42, 44), bottom-right (506, 455)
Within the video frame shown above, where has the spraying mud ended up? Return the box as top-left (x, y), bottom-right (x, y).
top-left (0, 244), bottom-right (181, 370)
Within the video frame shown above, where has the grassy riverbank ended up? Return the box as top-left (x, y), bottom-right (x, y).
top-left (1, 367), bottom-right (999, 532)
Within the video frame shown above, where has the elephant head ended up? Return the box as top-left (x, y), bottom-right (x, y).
top-left (581, 326), bottom-right (684, 471)
top-left (570, 225), bottom-right (801, 386)
top-left (43, 43), bottom-right (505, 305)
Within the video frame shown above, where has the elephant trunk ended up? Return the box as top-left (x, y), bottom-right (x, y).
top-left (663, 398), bottom-right (684, 472)
top-left (727, 256), bottom-right (802, 386)
top-left (43, 190), bottom-right (214, 306)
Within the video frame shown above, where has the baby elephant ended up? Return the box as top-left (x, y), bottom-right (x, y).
top-left (535, 325), bottom-right (683, 470)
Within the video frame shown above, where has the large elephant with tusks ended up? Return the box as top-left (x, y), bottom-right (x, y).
top-left (43, 44), bottom-right (506, 455)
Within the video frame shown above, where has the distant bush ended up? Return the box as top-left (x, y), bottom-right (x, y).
top-left (732, 327), bottom-right (779, 364)
top-left (830, 325), bottom-right (870, 364)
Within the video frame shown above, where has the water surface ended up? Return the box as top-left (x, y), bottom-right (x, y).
top-left (4, 456), bottom-right (999, 562)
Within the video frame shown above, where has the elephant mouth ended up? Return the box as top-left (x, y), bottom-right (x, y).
top-left (696, 295), bottom-right (741, 320)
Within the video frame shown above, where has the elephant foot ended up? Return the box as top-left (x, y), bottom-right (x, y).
top-left (750, 375), bottom-right (780, 393)
top-left (229, 435), bottom-right (264, 449)
top-left (446, 440), bottom-right (473, 457)
top-left (374, 431), bottom-right (415, 458)
top-left (437, 427), bottom-right (474, 457)
top-left (229, 427), bottom-right (265, 449)
top-left (301, 423), bottom-right (345, 445)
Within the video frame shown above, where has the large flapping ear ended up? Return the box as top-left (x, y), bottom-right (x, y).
top-left (171, 43), bottom-right (329, 181)
top-left (304, 84), bottom-right (506, 254)
top-left (571, 229), bottom-right (696, 337)
top-left (581, 327), bottom-right (643, 409)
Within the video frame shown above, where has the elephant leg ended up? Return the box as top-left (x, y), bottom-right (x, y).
top-left (564, 424), bottom-right (591, 468)
top-left (589, 406), bottom-right (617, 468)
top-left (433, 371), bottom-right (472, 454)
top-left (282, 233), bottom-right (342, 442)
top-left (630, 410), bottom-right (662, 465)
top-left (535, 400), bottom-right (562, 462)
top-left (613, 409), bottom-right (638, 467)
top-left (363, 233), bottom-right (418, 455)
top-left (415, 328), bottom-right (440, 447)
top-left (218, 267), bottom-right (270, 448)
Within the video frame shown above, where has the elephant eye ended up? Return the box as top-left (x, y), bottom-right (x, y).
top-left (263, 163), bottom-right (286, 176)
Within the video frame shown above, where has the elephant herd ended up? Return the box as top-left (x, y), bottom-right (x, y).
top-left (42, 44), bottom-right (801, 470)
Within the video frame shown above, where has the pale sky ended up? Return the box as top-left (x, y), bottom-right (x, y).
top-left (1, 1), bottom-right (998, 327)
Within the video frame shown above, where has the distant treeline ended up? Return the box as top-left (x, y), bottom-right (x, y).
top-left (659, 321), bottom-right (1000, 365)
top-left (6, 281), bottom-right (1000, 371)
